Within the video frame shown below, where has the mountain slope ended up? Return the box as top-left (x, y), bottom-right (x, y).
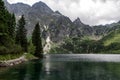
top-left (72, 18), bottom-right (93, 37)
top-left (101, 30), bottom-right (120, 46)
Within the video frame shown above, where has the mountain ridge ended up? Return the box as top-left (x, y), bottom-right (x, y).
top-left (5, 0), bottom-right (91, 41)
top-left (4, 0), bottom-right (120, 43)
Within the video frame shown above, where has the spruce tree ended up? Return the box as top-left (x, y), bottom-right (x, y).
top-left (0, 0), bottom-right (5, 9)
top-left (0, 0), bottom-right (23, 55)
top-left (8, 13), bottom-right (16, 39)
top-left (15, 15), bottom-right (28, 52)
top-left (0, 0), bottom-right (8, 34)
top-left (0, 0), bottom-right (12, 43)
top-left (32, 23), bottom-right (43, 58)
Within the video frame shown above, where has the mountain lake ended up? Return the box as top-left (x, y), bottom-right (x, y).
top-left (1, 54), bottom-right (120, 80)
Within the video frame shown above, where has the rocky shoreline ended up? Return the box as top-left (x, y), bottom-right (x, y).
top-left (0, 56), bottom-right (27, 67)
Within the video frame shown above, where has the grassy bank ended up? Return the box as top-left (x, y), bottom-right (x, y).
top-left (0, 53), bottom-right (23, 61)
top-left (25, 53), bottom-right (37, 60)
top-left (0, 53), bottom-right (36, 61)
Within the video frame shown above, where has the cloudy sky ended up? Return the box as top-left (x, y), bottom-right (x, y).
top-left (7, 0), bottom-right (120, 26)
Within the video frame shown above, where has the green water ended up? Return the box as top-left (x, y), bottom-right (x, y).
top-left (1, 54), bottom-right (120, 80)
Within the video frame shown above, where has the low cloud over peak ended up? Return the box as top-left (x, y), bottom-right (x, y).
top-left (8, 0), bottom-right (120, 26)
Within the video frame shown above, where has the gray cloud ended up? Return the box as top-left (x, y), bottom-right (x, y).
top-left (8, 0), bottom-right (120, 26)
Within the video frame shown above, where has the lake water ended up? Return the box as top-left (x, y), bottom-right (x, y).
top-left (1, 54), bottom-right (120, 80)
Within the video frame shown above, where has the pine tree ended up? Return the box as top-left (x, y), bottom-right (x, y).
top-left (0, 0), bottom-right (8, 34)
top-left (0, 0), bottom-right (5, 9)
top-left (8, 13), bottom-right (16, 39)
top-left (32, 23), bottom-right (43, 58)
top-left (0, 0), bottom-right (11, 44)
top-left (15, 15), bottom-right (28, 52)
top-left (0, 0), bottom-right (23, 55)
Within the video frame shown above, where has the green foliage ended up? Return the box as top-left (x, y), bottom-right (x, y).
top-left (0, 45), bottom-right (22, 55)
top-left (103, 42), bottom-right (120, 54)
top-left (101, 29), bottom-right (120, 46)
top-left (49, 44), bottom-right (69, 54)
top-left (49, 27), bottom-right (120, 54)
top-left (32, 23), bottom-right (43, 58)
top-left (51, 35), bottom-right (120, 54)
top-left (106, 50), bottom-right (120, 54)
top-left (0, 0), bottom-right (8, 33)
top-left (15, 15), bottom-right (28, 52)
top-left (8, 13), bottom-right (16, 39)
top-left (0, 53), bottom-right (23, 61)
top-left (0, 1), bottom-right (16, 36)
top-left (25, 53), bottom-right (36, 60)
top-left (0, 0), bottom-right (23, 56)
top-left (106, 42), bottom-right (120, 50)
top-left (50, 37), bottom-right (104, 54)
top-left (28, 39), bottom-right (35, 54)
top-left (99, 29), bottom-right (120, 53)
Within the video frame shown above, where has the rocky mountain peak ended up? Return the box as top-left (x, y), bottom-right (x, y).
top-left (73, 17), bottom-right (83, 25)
top-left (55, 11), bottom-right (62, 15)
top-left (11, 3), bottom-right (31, 16)
top-left (75, 17), bottom-right (81, 22)
top-left (32, 1), bottom-right (53, 14)
top-left (32, 1), bottom-right (46, 8)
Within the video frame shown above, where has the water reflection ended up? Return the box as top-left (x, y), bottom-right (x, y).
top-left (0, 63), bottom-right (27, 80)
top-left (27, 60), bottom-right (42, 80)
top-left (0, 60), bottom-right (43, 80)
top-left (1, 54), bottom-right (120, 80)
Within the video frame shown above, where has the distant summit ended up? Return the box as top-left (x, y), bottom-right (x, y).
top-left (55, 11), bottom-right (62, 15)
top-left (73, 18), bottom-right (84, 26)
top-left (74, 18), bottom-right (81, 23)
top-left (32, 1), bottom-right (53, 14)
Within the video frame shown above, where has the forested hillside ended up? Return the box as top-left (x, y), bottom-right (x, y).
top-left (0, 0), bottom-right (22, 55)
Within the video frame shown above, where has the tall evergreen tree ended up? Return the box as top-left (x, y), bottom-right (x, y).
top-left (0, 0), bottom-right (5, 9)
top-left (0, 0), bottom-right (23, 55)
top-left (32, 23), bottom-right (43, 58)
top-left (8, 13), bottom-right (16, 39)
top-left (0, 0), bottom-right (8, 34)
top-left (15, 15), bottom-right (28, 52)
top-left (0, 0), bottom-right (12, 44)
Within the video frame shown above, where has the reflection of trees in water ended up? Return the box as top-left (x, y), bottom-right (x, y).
top-left (0, 65), bottom-right (27, 80)
top-left (25, 60), bottom-right (43, 80)
top-left (0, 60), bottom-right (43, 80)
top-left (17, 65), bottom-right (27, 80)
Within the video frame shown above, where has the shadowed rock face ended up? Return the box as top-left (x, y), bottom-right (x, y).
top-left (72, 18), bottom-right (93, 37)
